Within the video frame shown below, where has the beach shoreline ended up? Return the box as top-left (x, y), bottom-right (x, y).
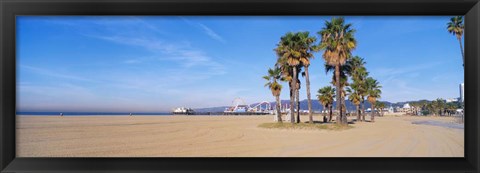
top-left (16, 114), bottom-right (464, 157)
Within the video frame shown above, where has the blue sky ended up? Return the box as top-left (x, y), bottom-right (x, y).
top-left (16, 16), bottom-right (464, 112)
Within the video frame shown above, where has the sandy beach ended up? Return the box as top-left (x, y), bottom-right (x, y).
top-left (16, 114), bottom-right (464, 157)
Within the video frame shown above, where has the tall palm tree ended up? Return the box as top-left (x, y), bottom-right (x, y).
top-left (263, 67), bottom-right (283, 122)
top-left (325, 63), bottom-right (350, 123)
top-left (275, 32), bottom-right (301, 123)
top-left (356, 68), bottom-right (369, 121)
top-left (277, 63), bottom-right (301, 123)
top-left (447, 16), bottom-right (465, 67)
top-left (318, 17), bottom-right (357, 125)
top-left (317, 86), bottom-right (335, 122)
top-left (297, 32), bottom-right (318, 124)
top-left (275, 49), bottom-right (295, 123)
top-left (366, 77), bottom-right (382, 122)
top-left (346, 56), bottom-right (368, 121)
top-left (295, 75), bottom-right (301, 123)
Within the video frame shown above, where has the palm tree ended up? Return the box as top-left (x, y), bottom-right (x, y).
top-left (366, 77), bottom-right (381, 122)
top-left (409, 102), bottom-right (419, 115)
top-left (263, 67), bottom-right (283, 122)
top-left (346, 86), bottom-right (361, 121)
top-left (435, 98), bottom-right (446, 116)
top-left (375, 101), bottom-right (386, 117)
top-left (357, 68), bottom-right (369, 121)
top-left (275, 32), bottom-right (301, 123)
top-left (446, 102), bottom-right (457, 116)
top-left (419, 100), bottom-right (429, 115)
top-left (325, 63), bottom-right (350, 123)
top-left (346, 56), bottom-right (368, 121)
top-left (318, 17), bottom-right (357, 125)
top-left (447, 16), bottom-right (465, 67)
top-left (297, 32), bottom-right (318, 124)
top-left (426, 102), bottom-right (436, 115)
top-left (317, 86), bottom-right (335, 122)
top-left (275, 50), bottom-right (295, 123)
top-left (295, 76), bottom-right (301, 123)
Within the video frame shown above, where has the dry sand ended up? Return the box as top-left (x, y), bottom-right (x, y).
top-left (16, 114), bottom-right (464, 157)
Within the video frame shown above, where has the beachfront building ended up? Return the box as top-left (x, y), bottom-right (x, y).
top-left (387, 106), bottom-right (394, 113)
top-left (394, 103), bottom-right (418, 114)
top-left (459, 83), bottom-right (464, 102)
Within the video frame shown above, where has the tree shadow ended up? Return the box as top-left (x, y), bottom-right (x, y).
top-left (350, 119), bottom-right (374, 123)
top-left (303, 121), bottom-right (333, 124)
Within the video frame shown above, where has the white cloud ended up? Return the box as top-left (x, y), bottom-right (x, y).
top-left (123, 59), bottom-right (142, 64)
top-left (373, 62), bottom-right (442, 78)
top-left (198, 23), bottom-right (226, 43)
top-left (20, 65), bottom-right (95, 82)
top-left (180, 17), bottom-right (226, 43)
top-left (19, 17), bottom-right (249, 111)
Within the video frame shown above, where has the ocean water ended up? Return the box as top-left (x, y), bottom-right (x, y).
top-left (412, 120), bottom-right (464, 129)
top-left (16, 112), bottom-right (172, 116)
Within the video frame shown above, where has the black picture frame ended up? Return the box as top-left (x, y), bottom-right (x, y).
top-left (1, 0), bottom-right (479, 172)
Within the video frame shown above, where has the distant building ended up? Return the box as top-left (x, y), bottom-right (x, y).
top-left (395, 103), bottom-right (418, 114)
top-left (446, 98), bottom-right (458, 103)
top-left (388, 106), bottom-right (394, 113)
top-left (460, 83), bottom-right (464, 102)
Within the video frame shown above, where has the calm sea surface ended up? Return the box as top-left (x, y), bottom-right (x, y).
top-left (16, 112), bottom-right (172, 116)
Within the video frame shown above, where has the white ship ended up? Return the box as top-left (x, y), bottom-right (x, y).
top-left (172, 107), bottom-right (195, 115)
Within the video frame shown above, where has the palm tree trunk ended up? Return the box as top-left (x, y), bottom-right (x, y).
top-left (361, 100), bottom-right (366, 122)
top-left (275, 95), bottom-right (282, 122)
top-left (335, 65), bottom-right (343, 125)
top-left (371, 104), bottom-right (375, 122)
top-left (323, 105), bottom-right (327, 123)
top-left (296, 78), bottom-right (301, 123)
top-left (289, 84), bottom-right (295, 123)
top-left (291, 67), bottom-right (298, 123)
top-left (458, 37), bottom-right (465, 67)
top-left (329, 105), bottom-right (333, 122)
top-left (356, 105), bottom-right (360, 122)
top-left (341, 95), bottom-right (347, 124)
top-left (305, 67), bottom-right (313, 124)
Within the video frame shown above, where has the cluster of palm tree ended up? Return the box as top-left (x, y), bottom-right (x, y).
top-left (274, 31), bottom-right (317, 124)
top-left (409, 99), bottom-right (461, 116)
top-left (262, 16), bottom-right (463, 125)
top-left (318, 57), bottom-right (382, 123)
top-left (317, 86), bottom-right (335, 123)
top-left (264, 17), bottom-right (382, 125)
